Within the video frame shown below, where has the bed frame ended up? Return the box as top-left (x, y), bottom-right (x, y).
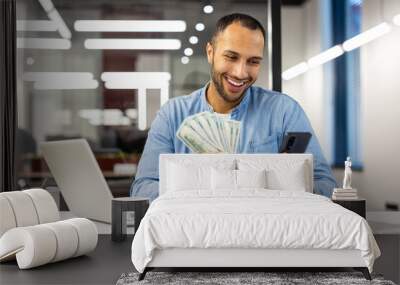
top-left (137, 154), bottom-right (371, 281)
top-left (139, 248), bottom-right (371, 280)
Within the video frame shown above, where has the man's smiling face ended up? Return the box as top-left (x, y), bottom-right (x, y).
top-left (206, 22), bottom-right (264, 105)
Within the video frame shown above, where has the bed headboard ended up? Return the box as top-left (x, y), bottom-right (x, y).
top-left (159, 154), bottom-right (313, 195)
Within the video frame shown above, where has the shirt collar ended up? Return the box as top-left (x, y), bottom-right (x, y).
top-left (200, 81), bottom-right (251, 116)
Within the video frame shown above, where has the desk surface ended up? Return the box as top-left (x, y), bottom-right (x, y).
top-left (0, 235), bottom-right (133, 285)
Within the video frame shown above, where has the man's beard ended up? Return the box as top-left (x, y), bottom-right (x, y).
top-left (210, 61), bottom-right (252, 104)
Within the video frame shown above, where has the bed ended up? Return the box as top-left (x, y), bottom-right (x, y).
top-left (131, 154), bottom-right (380, 280)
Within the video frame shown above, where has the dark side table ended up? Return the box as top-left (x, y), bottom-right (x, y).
top-left (112, 197), bottom-right (149, 241)
top-left (332, 198), bottom-right (366, 218)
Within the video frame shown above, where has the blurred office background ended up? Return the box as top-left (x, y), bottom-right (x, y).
top-left (14, 0), bottom-right (400, 210)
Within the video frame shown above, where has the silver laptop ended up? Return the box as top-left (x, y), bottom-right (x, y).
top-left (40, 139), bottom-right (114, 223)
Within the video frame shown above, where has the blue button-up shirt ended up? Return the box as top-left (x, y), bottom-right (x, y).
top-left (130, 84), bottom-right (337, 201)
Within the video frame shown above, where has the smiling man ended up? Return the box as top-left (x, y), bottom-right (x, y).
top-left (206, 16), bottom-right (263, 114)
top-left (130, 13), bottom-right (337, 201)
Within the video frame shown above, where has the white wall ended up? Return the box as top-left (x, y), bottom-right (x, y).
top-left (348, 0), bottom-right (400, 210)
top-left (282, 0), bottom-right (400, 210)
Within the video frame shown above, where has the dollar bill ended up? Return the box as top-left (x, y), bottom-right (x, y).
top-left (187, 119), bottom-right (222, 152)
top-left (212, 113), bottom-right (230, 153)
top-left (176, 111), bottom-right (241, 154)
top-left (196, 112), bottom-right (225, 151)
top-left (177, 122), bottom-right (219, 153)
top-left (228, 119), bottom-right (241, 153)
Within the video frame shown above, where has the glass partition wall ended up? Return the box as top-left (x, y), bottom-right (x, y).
top-left (15, 0), bottom-right (269, 194)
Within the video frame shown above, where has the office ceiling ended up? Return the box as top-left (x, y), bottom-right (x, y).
top-left (18, 0), bottom-right (309, 58)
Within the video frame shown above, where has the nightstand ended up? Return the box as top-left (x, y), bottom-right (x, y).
top-left (332, 198), bottom-right (366, 218)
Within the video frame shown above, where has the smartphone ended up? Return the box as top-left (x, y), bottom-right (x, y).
top-left (279, 132), bottom-right (312, 153)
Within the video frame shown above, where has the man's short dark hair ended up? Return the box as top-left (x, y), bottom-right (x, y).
top-left (211, 13), bottom-right (266, 45)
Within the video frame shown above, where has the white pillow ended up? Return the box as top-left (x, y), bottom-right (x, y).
top-left (237, 159), bottom-right (309, 192)
top-left (167, 162), bottom-right (210, 191)
top-left (211, 168), bottom-right (267, 190)
top-left (266, 162), bottom-right (307, 191)
top-left (166, 160), bottom-right (235, 192)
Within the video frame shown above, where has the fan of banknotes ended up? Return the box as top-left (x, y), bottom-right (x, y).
top-left (176, 111), bottom-right (241, 153)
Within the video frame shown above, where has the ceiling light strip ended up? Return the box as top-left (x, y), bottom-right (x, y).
top-left (74, 20), bottom-right (186, 32)
top-left (102, 72), bottom-right (171, 89)
top-left (283, 21), bottom-right (396, 81)
top-left (308, 45), bottom-right (344, 68)
top-left (282, 62), bottom-right (308, 81)
top-left (84, 39), bottom-right (181, 50)
top-left (342, 22), bottom-right (391, 52)
top-left (101, 72), bottom-right (171, 82)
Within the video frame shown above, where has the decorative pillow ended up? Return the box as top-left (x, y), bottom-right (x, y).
top-left (236, 169), bottom-right (267, 189)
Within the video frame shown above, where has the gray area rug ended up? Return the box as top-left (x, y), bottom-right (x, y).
top-left (116, 272), bottom-right (396, 285)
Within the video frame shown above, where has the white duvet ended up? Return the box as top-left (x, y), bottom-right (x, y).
top-left (131, 190), bottom-right (380, 273)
